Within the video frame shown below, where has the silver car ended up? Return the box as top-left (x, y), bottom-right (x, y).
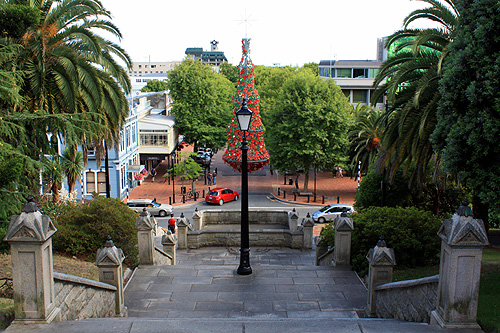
top-left (312, 204), bottom-right (353, 223)
top-left (127, 199), bottom-right (172, 217)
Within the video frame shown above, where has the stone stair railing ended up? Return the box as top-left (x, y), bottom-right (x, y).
top-left (136, 208), bottom-right (175, 266)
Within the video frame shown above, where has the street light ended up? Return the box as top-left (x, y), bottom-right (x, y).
top-left (236, 98), bottom-right (253, 275)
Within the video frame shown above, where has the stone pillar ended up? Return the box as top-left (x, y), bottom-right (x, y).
top-left (333, 213), bottom-right (354, 267)
top-left (366, 238), bottom-right (396, 317)
top-left (135, 208), bottom-right (156, 265)
top-left (95, 236), bottom-right (126, 317)
top-left (430, 205), bottom-right (489, 329)
top-left (302, 213), bottom-right (314, 249)
top-left (192, 208), bottom-right (202, 230)
top-left (162, 231), bottom-right (177, 265)
top-left (177, 213), bottom-right (191, 249)
top-left (289, 208), bottom-right (299, 231)
top-left (4, 198), bottom-right (61, 323)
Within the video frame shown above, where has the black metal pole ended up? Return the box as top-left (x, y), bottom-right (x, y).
top-left (104, 140), bottom-right (110, 198)
top-left (237, 131), bottom-right (252, 275)
top-left (172, 153), bottom-right (176, 204)
top-left (314, 165), bottom-right (317, 202)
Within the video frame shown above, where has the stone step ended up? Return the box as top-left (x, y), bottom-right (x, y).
top-left (5, 317), bottom-right (480, 333)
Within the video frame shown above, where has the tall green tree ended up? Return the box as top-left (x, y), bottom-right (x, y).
top-left (61, 146), bottom-right (84, 194)
top-left (141, 79), bottom-right (168, 92)
top-left (167, 57), bottom-right (233, 149)
top-left (372, 0), bottom-right (458, 186)
top-left (266, 70), bottom-right (353, 191)
top-left (434, 0), bottom-right (500, 228)
top-left (219, 61), bottom-right (238, 85)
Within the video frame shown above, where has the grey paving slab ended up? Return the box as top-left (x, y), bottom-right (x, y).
top-left (170, 276), bottom-right (214, 284)
top-left (276, 270), bottom-right (318, 277)
top-left (253, 277), bottom-right (294, 285)
top-left (232, 284), bottom-right (276, 293)
top-left (257, 292), bottom-right (299, 301)
top-left (244, 300), bottom-right (274, 312)
top-left (228, 311), bottom-right (288, 319)
top-left (166, 310), bottom-right (230, 318)
top-left (196, 269), bottom-right (236, 277)
top-left (273, 301), bottom-right (320, 312)
top-left (319, 299), bottom-right (367, 311)
top-left (146, 283), bottom-right (192, 292)
top-left (195, 301), bottom-right (244, 312)
top-left (217, 291), bottom-right (259, 301)
top-left (157, 268), bottom-right (197, 277)
top-left (298, 291), bottom-right (345, 301)
top-left (275, 284), bottom-right (320, 293)
top-left (319, 283), bottom-right (367, 293)
top-left (293, 277), bottom-right (337, 284)
top-left (170, 291), bottom-right (218, 301)
top-left (147, 300), bottom-right (197, 311)
top-left (287, 310), bottom-right (359, 319)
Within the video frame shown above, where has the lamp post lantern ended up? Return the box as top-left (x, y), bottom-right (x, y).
top-left (236, 98), bottom-right (253, 275)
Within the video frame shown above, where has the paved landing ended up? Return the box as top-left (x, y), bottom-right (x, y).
top-left (124, 247), bottom-right (367, 319)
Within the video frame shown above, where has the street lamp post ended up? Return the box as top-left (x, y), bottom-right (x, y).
top-left (236, 98), bottom-right (253, 275)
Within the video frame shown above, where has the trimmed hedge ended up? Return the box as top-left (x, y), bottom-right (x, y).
top-left (51, 195), bottom-right (139, 267)
top-left (351, 206), bottom-right (442, 277)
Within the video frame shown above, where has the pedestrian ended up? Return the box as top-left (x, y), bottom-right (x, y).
top-left (295, 175), bottom-right (299, 190)
top-left (213, 171), bottom-right (217, 186)
top-left (338, 167), bottom-right (344, 178)
top-left (207, 173), bottom-right (212, 186)
top-left (151, 168), bottom-right (157, 182)
top-left (167, 213), bottom-right (176, 233)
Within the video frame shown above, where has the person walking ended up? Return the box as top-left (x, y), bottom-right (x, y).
top-left (207, 172), bottom-right (213, 186)
top-left (167, 213), bottom-right (176, 233)
top-left (151, 168), bottom-right (157, 182)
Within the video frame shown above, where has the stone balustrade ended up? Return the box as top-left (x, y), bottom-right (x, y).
top-left (374, 275), bottom-right (439, 322)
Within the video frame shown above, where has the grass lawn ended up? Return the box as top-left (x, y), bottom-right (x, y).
top-left (392, 246), bottom-right (500, 332)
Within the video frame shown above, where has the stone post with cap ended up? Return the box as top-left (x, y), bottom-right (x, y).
top-left (366, 237), bottom-right (396, 317)
top-left (302, 213), bottom-right (314, 249)
top-left (162, 231), bottom-right (177, 265)
top-left (289, 208), bottom-right (299, 230)
top-left (95, 236), bottom-right (126, 317)
top-left (4, 196), bottom-right (61, 323)
top-left (192, 207), bottom-right (202, 230)
top-left (333, 212), bottom-right (354, 267)
top-left (177, 213), bottom-right (191, 249)
top-left (135, 208), bottom-right (156, 265)
top-left (430, 201), bottom-right (489, 329)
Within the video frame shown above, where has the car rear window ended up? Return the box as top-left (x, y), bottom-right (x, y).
top-left (208, 190), bottom-right (218, 195)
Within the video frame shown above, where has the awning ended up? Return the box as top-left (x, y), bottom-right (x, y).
top-left (127, 165), bottom-right (145, 173)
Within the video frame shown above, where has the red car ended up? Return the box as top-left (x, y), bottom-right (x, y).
top-left (205, 187), bottom-right (239, 205)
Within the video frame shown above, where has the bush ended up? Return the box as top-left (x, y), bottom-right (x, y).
top-left (52, 194), bottom-right (139, 267)
top-left (318, 221), bottom-right (335, 247)
top-left (351, 206), bottom-right (442, 277)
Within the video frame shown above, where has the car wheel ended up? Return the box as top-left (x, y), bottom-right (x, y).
top-left (219, 199), bottom-right (224, 206)
top-left (234, 195), bottom-right (239, 201)
top-left (318, 217), bottom-right (326, 223)
top-left (159, 210), bottom-right (167, 217)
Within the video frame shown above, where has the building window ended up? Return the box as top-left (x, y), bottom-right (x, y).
top-left (352, 90), bottom-right (368, 103)
top-left (140, 133), bottom-right (169, 146)
top-left (369, 68), bottom-right (379, 78)
top-left (353, 68), bottom-right (367, 78)
top-left (97, 171), bottom-right (106, 193)
top-left (138, 65), bottom-right (142, 68)
top-left (131, 123), bottom-right (137, 145)
top-left (85, 171), bottom-right (95, 193)
top-left (145, 65), bottom-right (149, 68)
top-left (87, 146), bottom-right (96, 157)
top-left (151, 65), bottom-right (156, 68)
top-left (120, 130), bottom-right (125, 152)
top-left (336, 69), bottom-right (351, 78)
top-left (136, 79), bottom-right (141, 82)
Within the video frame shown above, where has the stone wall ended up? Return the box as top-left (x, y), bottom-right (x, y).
top-left (201, 210), bottom-right (289, 226)
top-left (186, 229), bottom-right (304, 249)
top-left (374, 275), bottom-right (439, 323)
top-left (53, 272), bottom-right (117, 321)
top-left (153, 247), bottom-right (173, 265)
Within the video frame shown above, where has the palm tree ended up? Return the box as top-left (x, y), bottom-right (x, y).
top-left (372, 0), bottom-right (459, 186)
top-left (42, 155), bottom-right (64, 203)
top-left (348, 104), bottom-right (385, 175)
top-left (61, 145), bottom-right (84, 194)
top-left (19, 0), bottom-right (132, 149)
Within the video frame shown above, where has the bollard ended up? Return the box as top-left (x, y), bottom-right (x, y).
top-left (168, 178), bottom-right (170, 185)
top-left (278, 188), bottom-right (281, 196)
top-left (307, 195), bottom-right (310, 203)
top-left (337, 196), bottom-right (340, 204)
top-left (294, 192), bottom-right (297, 201)
top-left (172, 194), bottom-right (175, 204)
top-left (182, 195), bottom-right (185, 204)
top-left (284, 176), bottom-right (287, 185)
top-left (169, 197), bottom-right (172, 205)
top-left (284, 191), bottom-right (286, 199)
top-left (322, 196), bottom-right (325, 204)
top-left (203, 189), bottom-right (205, 198)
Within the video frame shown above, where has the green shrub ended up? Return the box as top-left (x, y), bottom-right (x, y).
top-left (318, 221), bottom-right (335, 247)
top-left (351, 206), bottom-right (442, 277)
top-left (52, 194), bottom-right (138, 267)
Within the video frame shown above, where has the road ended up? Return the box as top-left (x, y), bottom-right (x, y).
top-left (154, 193), bottom-right (327, 231)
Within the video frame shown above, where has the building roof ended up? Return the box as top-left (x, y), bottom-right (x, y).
top-left (319, 60), bottom-right (383, 67)
top-left (185, 48), bottom-right (203, 55)
top-left (138, 115), bottom-right (175, 132)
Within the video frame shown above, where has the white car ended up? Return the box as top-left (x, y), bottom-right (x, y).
top-left (312, 204), bottom-right (353, 223)
top-left (127, 199), bottom-right (172, 217)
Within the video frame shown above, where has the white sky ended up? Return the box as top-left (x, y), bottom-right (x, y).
top-left (101, 0), bottom-right (429, 67)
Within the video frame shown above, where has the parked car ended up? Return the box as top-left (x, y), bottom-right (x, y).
top-left (127, 199), bottom-right (172, 217)
top-left (312, 204), bottom-right (353, 223)
top-left (197, 147), bottom-right (213, 157)
top-left (205, 188), bottom-right (239, 205)
top-left (195, 152), bottom-right (211, 167)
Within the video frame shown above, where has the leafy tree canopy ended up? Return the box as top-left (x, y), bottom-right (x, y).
top-left (434, 0), bottom-right (500, 224)
top-left (141, 79), bottom-right (169, 92)
top-left (167, 58), bottom-right (233, 149)
top-left (266, 70), bottom-right (354, 191)
top-left (0, 3), bottom-right (40, 38)
top-left (302, 62), bottom-right (319, 76)
top-left (219, 61), bottom-right (238, 84)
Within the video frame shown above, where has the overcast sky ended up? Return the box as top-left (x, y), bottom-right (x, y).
top-left (101, 0), bottom-right (430, 67)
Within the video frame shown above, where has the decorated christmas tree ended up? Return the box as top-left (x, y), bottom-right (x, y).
top-left (223, 38), bottom-right (269, 172)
